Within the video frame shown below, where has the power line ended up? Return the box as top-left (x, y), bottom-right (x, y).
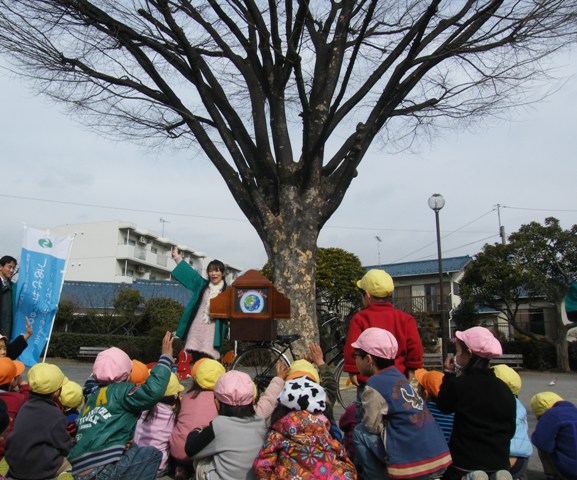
top-left (391, 208), bottom-right (496, 263)
top-left (503, 205), bottom-right (577, 213)
top-left (410, 234), bottom-right (500, 263)
top-left (0, 193), bottom-right (248, 222)
top-left (0, 193), bottom-right (495, 234)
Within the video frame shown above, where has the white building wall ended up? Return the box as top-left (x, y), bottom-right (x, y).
top-left (51, 220), bottom-right (242, 283)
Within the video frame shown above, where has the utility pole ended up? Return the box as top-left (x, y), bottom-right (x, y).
top-left (496, 204), bottom-right (506, 245)
top-left (375, 236), bottom-right (382, 267)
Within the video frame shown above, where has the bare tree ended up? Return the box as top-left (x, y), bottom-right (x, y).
top-left (1, 1), bottom-right (576, 348)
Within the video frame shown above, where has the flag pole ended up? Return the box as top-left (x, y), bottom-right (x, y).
top-left (41, 233), bottom-right (75, 363)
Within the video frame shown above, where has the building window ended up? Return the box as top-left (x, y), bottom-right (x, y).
top-left (128, 239), bottom-right (136, 246)
top-left (151, 246), bottom-right (158, 254)
top-left (453, 282), bottom-right (461, 296)
top-left (127, 269), bottom-right (134, 277)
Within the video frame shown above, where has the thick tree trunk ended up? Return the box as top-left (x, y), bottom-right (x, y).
top-left (258, 188), bottom-right (322, 357)
top-left (555, 301), bottom-right (571, 372)
top-left (555, 337), bottom-right (570, 372)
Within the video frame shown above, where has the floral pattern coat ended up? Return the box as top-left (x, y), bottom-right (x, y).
top-left (253, 410), bottom-right (356, 480)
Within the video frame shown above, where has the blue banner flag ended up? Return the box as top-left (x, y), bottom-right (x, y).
top-left (14, 227), bottom-right (72, 366)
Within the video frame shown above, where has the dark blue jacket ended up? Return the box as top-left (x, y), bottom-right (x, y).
top-left (531, 400), bottom-right (577, 480)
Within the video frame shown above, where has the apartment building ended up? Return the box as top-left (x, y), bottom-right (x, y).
top-left (51, 220), bottom-right (242, 284)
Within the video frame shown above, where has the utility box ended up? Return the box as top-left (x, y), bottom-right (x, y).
top-left (210, 269), bottom-right (290, 341)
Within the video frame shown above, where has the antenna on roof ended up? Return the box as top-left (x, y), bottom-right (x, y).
top-left (160, 217), bottom-right (170, 237)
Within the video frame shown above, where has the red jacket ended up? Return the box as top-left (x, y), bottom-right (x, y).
top-left (344, 302), bottom-right (424, 382)
top-left (0, 384), bottom-right (30, 457)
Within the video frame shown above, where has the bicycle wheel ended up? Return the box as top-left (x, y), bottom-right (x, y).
top-left (334, 357), bottom-right (356, 409)
top-left (229, 346), bottom-right (290, 395)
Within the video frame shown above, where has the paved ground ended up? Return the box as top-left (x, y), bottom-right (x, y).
top-left (49, 358), bottom-right (576, 479)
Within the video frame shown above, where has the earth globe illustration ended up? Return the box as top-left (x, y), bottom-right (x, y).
top-left (240, 291), bottom-right (264, 313)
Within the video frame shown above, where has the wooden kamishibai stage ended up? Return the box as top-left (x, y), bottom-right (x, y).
top-left (210, 269), bottom-right (290, 341)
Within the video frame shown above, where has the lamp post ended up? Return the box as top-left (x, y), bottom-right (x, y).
top-left (428, 193), bottom-right (448, 360)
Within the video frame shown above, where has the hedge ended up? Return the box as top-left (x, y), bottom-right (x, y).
top-left (46, 333), bottom-right (577, 371)
top-left (502, 340), bottom-right (577, 371)
top-left (47, 333), bottom-right (183, 364)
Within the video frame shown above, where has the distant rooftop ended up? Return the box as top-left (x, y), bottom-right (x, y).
top-left (365, 255), bottom-right (472, 277)
top-left (61, 279), bottom-right (192, 309)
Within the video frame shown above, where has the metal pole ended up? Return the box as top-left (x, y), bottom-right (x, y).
top-left (434, 209), bottom-right (448, 359)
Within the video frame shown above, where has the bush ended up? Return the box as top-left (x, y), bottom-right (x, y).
top-left (501, 340), bottom-right (557, 371)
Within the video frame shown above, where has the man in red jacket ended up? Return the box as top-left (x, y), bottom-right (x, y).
top-left (344, 269), bottom-right (424, 388)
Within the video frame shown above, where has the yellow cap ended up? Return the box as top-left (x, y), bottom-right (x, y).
top-left (190, 358), bottom-right (208, 379)
top-left (165, 373), bottom-right (185, 397)
top-left (59, 381), bottom-right (84, 409)
top-left (531, 391), bottom-right (563, 418)
top-left (492, 364), bottom-right (522, 396)
top-left (195, 359), bottom-right (226, 391)
top-left (27, 363), bottom-right (68, 394)
top-left (286, 359), bottom-right (320, 383)
top-left (357, 270), bottom-right (394, 298)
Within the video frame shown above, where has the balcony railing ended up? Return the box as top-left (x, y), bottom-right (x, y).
top-left (134, 246), bottom-right (147, 261)
top-left (393, 295), bottom-right (450, 316)
top-left (157, 254), bottom-right (168, 267)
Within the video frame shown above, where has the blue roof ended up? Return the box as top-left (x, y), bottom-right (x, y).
top-left (61, 279), bottom-right (192, 309)
top-left (364, 255), bottom-right (472, 277)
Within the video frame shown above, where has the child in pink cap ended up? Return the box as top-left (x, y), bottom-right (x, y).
top-left (351, 327), bottom-right (451, 479)
top-left (184, 370), bottom-right (268, 479)
top-left (437, 326), bottom-right (516, 480)
top-left (69, 332), bottom-right (174, 480)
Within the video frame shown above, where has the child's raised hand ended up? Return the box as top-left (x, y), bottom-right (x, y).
top-left (308, 343), bottom-right (325, 366)
top-left (161, 331), bottom-right (174, 358)
top-left (275, 361), bottom-right (289, 380)
top-left (23, 316), bottom-right (33, 341)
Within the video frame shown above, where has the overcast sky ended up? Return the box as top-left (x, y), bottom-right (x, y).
top-left (1, 51), bottom-right (576, 272)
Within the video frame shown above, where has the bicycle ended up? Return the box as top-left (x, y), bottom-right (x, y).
top-left (319, 310), bottom-right (355, 408)
top-left (228, 310), bottom-right (356, 408)
top-left (228, 334), bottom-right (299, 394)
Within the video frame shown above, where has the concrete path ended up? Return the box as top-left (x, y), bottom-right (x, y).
top-left (49, 358), bottom-right (576, 479)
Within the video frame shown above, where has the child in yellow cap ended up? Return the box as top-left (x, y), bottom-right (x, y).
top-left (170, 358), bottom-right (225, 479)
top-left (133, 373), bottom-right (184, 477)
top-left (5, 363), bottom-right (73, 479)
top-left (58, 380), bottom-right (84, 439)
top-left (530, 391), bottom-right (577, 480)
top-left (492, 364), bottom-right (532, 480)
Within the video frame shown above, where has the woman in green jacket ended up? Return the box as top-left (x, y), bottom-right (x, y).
top-left (171, 247), bottom-right (227, 362)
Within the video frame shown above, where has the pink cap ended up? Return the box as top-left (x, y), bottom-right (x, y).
top-left (214, 370), bottom-right (255, 406)
top-left (93, 347), bottom-right (133, 383)
top-left (351, 327), bottom-right (398, 360)
top-left (455, 326), bottom-right (502, 359)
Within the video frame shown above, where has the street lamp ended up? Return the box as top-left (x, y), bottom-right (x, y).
top-left (428, 193), bottom-right (448, 360)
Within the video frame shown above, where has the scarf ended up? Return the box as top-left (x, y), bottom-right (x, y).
top-left (203, 280), bottom-right (224, 323)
